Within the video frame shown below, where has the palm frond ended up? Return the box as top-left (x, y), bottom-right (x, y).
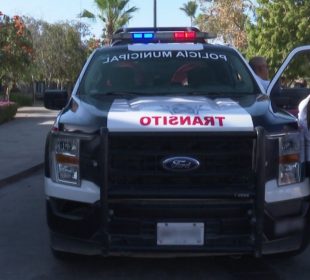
top-left (79, 9), bottom-right (96, 19)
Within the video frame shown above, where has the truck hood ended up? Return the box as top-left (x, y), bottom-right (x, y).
top-left (59, 95), bottom-right (296, 133)
top-left (107, 96), bottom-right (253, 132)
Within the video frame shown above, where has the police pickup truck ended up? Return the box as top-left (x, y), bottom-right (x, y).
top-left (44, 27), bottom-right (310, 258)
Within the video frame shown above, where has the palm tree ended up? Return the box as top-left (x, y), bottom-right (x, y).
top-left (80, 0), bottom-right (138, 44)
top-left (180, 1), bottom-right (198, 27)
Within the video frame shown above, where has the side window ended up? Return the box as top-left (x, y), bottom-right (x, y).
top-left (229, 57), bottom-right (255, 92)
top-left (270, 50), bottom-right (310, 116)
top-left (83, 60), bottom-right (105, 94)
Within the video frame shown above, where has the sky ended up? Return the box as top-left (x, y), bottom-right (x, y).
top-left (0, 0), bottom-right (193, 37)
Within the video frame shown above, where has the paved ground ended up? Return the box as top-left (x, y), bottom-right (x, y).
top-left (1, 171), bottom-right (310, 280)
top-left (0, 106), bottom-right (58, 186)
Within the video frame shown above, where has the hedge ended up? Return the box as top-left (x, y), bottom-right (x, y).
top-left (0, 102), bottom-right (18, 124)
top-left (9, 92), bottom-right (33, 107)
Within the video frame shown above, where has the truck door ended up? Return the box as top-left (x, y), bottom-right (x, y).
top-left (267, 45), bottom-right (310, 117)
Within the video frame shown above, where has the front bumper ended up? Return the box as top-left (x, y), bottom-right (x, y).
top-left (46, 195), bottom-right (310, 257)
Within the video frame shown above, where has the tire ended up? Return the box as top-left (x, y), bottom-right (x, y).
top-left (266, 247), bottom-right (306, 259)
top-left (51, 247), bottom-right (76, 260)
top-left (51, 247), bottom-right (87, 260)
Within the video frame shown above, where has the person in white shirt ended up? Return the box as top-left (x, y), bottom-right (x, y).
top-left (249, 56), bottom-right (270, 91)
top-left (298, 94), bottom-right (310, 174)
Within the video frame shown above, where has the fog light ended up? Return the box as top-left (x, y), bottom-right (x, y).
top-left (274, 217), bottom-right (304, 237)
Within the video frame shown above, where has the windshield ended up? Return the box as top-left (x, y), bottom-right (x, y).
top-left (78, 46), bottom-right (259, 97)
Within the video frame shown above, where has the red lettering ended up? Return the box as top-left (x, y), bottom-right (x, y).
top-left (141, 115), bottom-right (225, 127)
top-left (215, 116), bottom-right (225, 126)
top-left (192, 116), bottom-right (203, 125)
top-left (179, 116), bottom-right (191, 125)
top-left (204, 116), bottom-right (215, 126)
top-left (140, 116), bottom-right (151, 126)
top-left (152, 116), bottom-right (161, 125)
top-left (169, 116), bottom-right (179, 125)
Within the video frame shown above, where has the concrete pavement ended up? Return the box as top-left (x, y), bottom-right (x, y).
top-left (0, 105), bottom-right (58, 187)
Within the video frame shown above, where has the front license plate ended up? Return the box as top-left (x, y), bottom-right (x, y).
top-left (157, 222), bottom-right (204, 245)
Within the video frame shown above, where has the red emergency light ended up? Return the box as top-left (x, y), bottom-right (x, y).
top-left (173, 31), bottom-right (196, 41)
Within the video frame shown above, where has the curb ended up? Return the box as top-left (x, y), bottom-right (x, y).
top-left (0, 163), bottom-right (44, 188)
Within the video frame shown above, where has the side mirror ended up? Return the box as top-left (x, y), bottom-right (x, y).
top-left (44, 90), bottom-right (68, 110)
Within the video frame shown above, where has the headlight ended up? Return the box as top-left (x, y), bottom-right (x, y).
top-left (278, 132), bottom-right (302, 186)
top-left (50, 135), bottom-right (80, 186)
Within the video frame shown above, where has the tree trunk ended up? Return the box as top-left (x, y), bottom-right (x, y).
top-left (5, 86), bottom-right (10, 102)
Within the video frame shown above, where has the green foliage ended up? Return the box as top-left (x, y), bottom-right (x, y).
top-left (24, 18), bottom-right (89, 87)
top-left (246, 0), bottom-right (310, 76)
top-left (180, 1), bottom-right (198, 26)
top-left (80, 0), bottom-right (138, 44)
top-left (79, 10), bottom-right (96, 19)
top-left (0, 102), bottom-right (18, 124)
top-left (0, 13), bottom-right (33, 95)
top-left (86, 36), bottom-right (101, 55)
top-left (9, 92), bottom-right (32, 106)
top-left (278, 51), bottom-right (310, 86)
top-left (197, 0), bottom-right (253, 51)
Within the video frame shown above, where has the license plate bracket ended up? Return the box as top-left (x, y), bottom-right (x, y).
top-left (157, 222), bottom-right (204, 246)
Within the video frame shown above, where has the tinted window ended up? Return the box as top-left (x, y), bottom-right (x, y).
top-left (79, 46), bottom-right (258, 97)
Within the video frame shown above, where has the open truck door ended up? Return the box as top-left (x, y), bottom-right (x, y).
top-left (267, 45), bottom-right (310, 117)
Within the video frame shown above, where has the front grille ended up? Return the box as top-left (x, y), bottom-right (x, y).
top-left (108, 133), bottom-right (256, 198)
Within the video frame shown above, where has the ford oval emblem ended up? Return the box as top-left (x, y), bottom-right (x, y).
top-left (162, 157), bottom-right (200, 172)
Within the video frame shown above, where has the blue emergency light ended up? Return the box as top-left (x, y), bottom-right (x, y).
top-left (132, 32), bottom-right (154, 40)
top-left (144, 33), bottom-right (154, 39)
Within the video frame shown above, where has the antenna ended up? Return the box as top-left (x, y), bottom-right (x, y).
top-left (153, 0), bottom-right (157, 28)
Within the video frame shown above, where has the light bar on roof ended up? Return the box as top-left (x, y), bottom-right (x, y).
top-left (112, 29), bottom-right (217, 44)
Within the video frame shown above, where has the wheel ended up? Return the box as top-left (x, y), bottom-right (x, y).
top-left (51, 247), bottom-right (80, 260)
top-left (51, 246), bottom-right (93, 261)
top-left (266, 246), bottom-right (307, 260)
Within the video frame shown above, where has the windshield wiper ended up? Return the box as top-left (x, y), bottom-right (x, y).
top-left (89, 91), bottom-right (139, 99)
top-left (186, 91), bottom-right (226, 97)
top-left (185, 91), bottom-right (249, 98)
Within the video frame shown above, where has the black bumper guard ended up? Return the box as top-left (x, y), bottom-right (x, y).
top-left (99, 127), bottom-right (266, 257)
